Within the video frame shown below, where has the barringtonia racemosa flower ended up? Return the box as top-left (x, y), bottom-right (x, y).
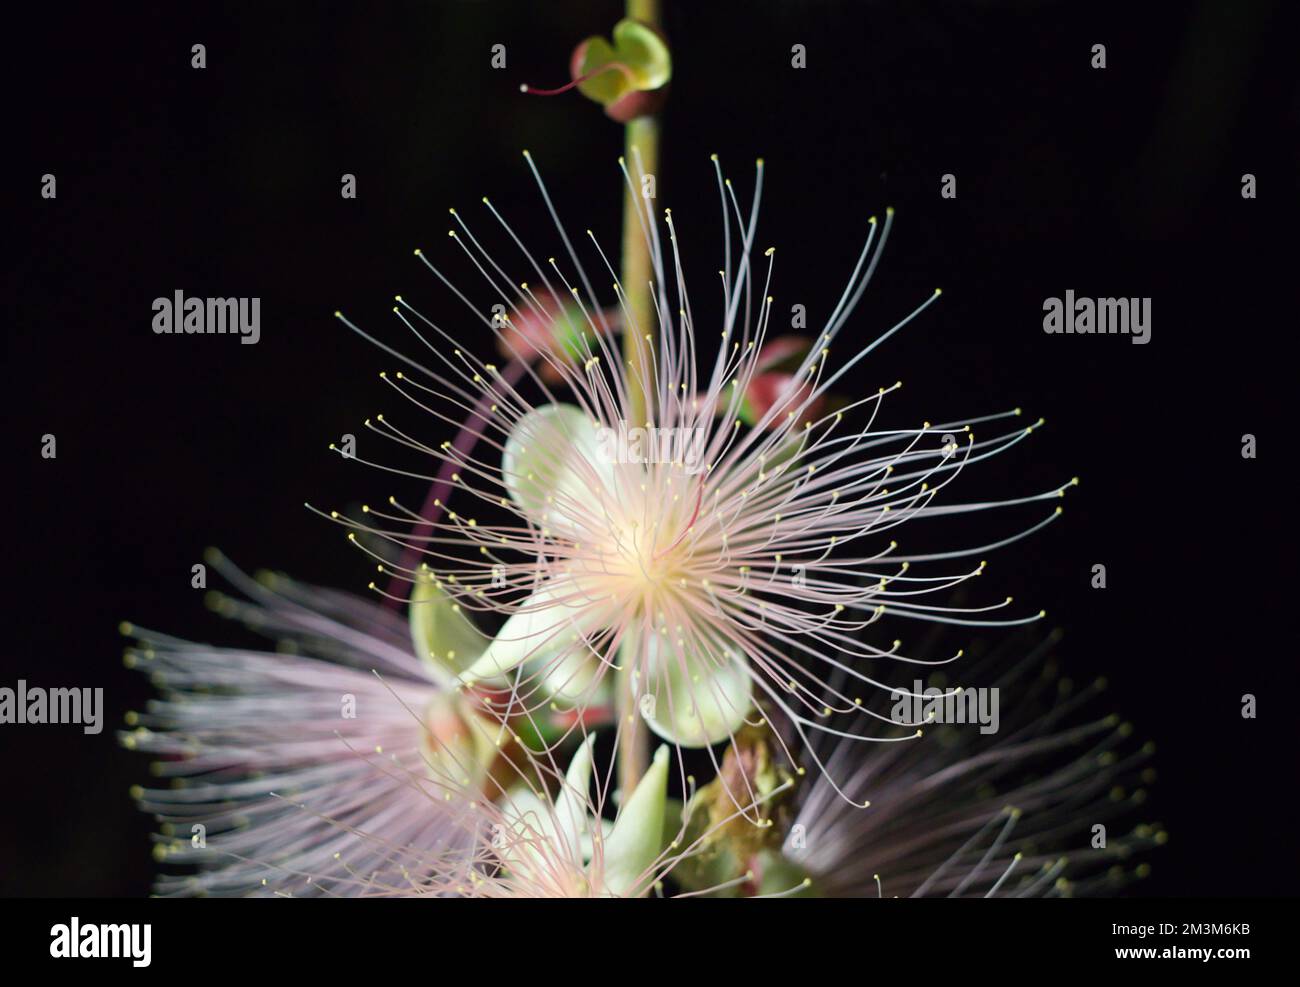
top-left (327, 154), bottom-right (1076, 802)
top-left (759, 632), bottom-right (1166, 897)
top-left (120, 549), bottom-right (509, 896)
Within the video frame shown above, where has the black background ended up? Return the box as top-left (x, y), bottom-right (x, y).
top-left (4, 0), bottom-right (1295, 897)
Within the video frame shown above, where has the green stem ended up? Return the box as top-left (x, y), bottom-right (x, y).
top-left (616, 640), bottom-right (649, 798)
top-left (621, 114), bottom-right (659, 426)
top-left (626, 0), bottom-right (660, 25)
top-left (616, 0), bottom-right (661, 797)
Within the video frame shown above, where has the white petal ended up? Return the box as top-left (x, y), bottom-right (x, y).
top-left (502, 404), bottom-right (615, 535)
top-left (496, 788), bottom-right (557, 878)
top-left (554, 734), bottom-right (597, 856)
top-left (461, 576), bottom-right (610, 684)
top-left (531, 647), bottom-right (610, 705)
top-left (642, 637), bottom-right (753, 747)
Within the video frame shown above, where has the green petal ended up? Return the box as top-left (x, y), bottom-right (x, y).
top-left (601, 744), bottom-right (670, 896)
top-left (642, 638), bottom-right (753, 747)
top-left (409, 568), bottom-right (489, 682)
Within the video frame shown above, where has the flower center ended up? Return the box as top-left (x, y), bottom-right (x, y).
top-left (586, 478), bottom-right (702, 605)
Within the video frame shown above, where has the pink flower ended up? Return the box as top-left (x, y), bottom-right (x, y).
top-left (121, 550), bottom-right (504, 895)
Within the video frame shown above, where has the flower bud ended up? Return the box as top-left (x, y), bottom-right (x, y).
top-left (570, 19), bottom-right (671, 122)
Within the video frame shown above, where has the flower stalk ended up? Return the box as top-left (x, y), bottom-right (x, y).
top-left (616, 0), bottom-right (661, 796)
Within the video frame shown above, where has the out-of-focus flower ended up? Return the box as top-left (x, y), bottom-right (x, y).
top-left (492, 294), bottom-right (620, 386)
top-left (764, 632), bottom-right (1166, 897)
top-left (120, 550), bottom-right (506, 896)
top-left (728, 336), bottom-right (828, 430)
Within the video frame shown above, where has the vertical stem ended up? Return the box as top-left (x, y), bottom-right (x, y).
top-left (626, 0), bottom-right (659, 23)
top-left (616, 0), bottom-right (661, 797)
top-left (616, 640), bottom-right (650, 798)
top-left (621, 115), bottom-right (659, 426)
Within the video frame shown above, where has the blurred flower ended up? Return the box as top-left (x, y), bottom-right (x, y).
top-left (492, 294), bottom-right (620, 385)
top-left (728, 336), bottom-right (828, 430)
top-left (120, 550), bottom-right (506, 896)
top-left (769, 632), bottom-right (1166, 897)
